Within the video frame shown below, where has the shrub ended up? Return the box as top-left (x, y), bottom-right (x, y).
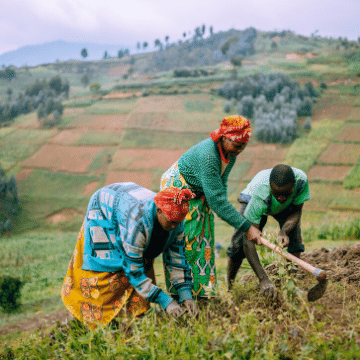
top-left (0, 275), bottom-right (24, 312)
top-left (89, 82), bottom-right (101, 92)
top-left (223, 101), bottom-right (232, 113)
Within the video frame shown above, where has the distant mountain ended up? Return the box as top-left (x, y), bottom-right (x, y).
top-left (0, 40), bottom-right (135, 68)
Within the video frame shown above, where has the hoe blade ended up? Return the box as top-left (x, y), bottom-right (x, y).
top-left (307, 279), bottom-right (328, 302)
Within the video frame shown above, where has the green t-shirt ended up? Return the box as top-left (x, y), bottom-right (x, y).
top-left (241, 168), bottom-right (311, 224)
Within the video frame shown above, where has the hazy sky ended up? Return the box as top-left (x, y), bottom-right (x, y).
top-left (1, 0), bottom-right (359, 55)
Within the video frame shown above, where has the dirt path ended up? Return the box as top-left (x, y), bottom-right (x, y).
top-left (0, 309), bottom-right (73, 337)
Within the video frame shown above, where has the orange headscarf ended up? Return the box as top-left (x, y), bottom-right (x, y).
top-left (210, 115), bottom-right (251, 143)
top-left (153, 187), bottom-right (195, 221)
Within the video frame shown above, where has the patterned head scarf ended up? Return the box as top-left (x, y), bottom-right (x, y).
top-left (153, 187), bottom-right (195, 221)
top-left (210, 115), bottom-right (251, 143)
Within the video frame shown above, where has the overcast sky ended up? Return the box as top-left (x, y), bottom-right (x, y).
top-left (1, 0), bottom-right (359, 55)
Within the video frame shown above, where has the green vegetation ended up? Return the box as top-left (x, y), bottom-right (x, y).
top-left (284, 137), bottom-right (328, 172)
top-left (120, 129), bottom-right (208, 148)
top-left (0, 128), bottom-right (57, 171)
top-left (344, 164), bottom-right (360, 189)
top-left (303, 216), bottom-right (360, 241)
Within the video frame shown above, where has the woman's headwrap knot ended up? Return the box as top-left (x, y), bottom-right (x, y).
top-left (210, 115), bottom-right (251, 143)
top-left (154, 187), bottom-right (195, 222)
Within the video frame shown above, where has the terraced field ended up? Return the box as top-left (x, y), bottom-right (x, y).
top-left (1, 78), bottom-right (360, 233)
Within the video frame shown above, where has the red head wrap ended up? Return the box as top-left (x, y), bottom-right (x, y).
top-left (210, 115), bottom-right (251, 143)
top-left (153, 187), bottom-right (195, 222)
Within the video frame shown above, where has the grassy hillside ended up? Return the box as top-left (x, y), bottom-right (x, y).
top-left (1, 30), bottom-right (360, 357)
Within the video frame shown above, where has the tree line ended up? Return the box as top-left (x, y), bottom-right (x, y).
top-left (0, 75), bottom-right (68, 127)
top-left (218, 72), bottom-right (319, 144)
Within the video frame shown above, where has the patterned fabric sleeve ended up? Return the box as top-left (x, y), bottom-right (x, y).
top-left (121, 224), bottom-right (173, 310)
top-left (162, 225), bottom-right (194, 302)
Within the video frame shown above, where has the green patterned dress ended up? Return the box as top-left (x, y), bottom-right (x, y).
top-left (161, 162), bottom-right (215, 297)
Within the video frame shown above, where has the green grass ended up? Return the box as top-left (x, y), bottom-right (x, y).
top-left (0, 232), bottom-right (77, 328)
top-left (85, 98), bottom-right (138, 115)
top-left (303, 216), bottom-right (360, 241)
top-left (87, 148), bottom-right (117, 175)
top-left (0, 128), bottom-right (57, 171)
top-left (184, 99), bottom-right (215, 113)
top-left (330, 188), bottom-right (360, 211)
top-left (284, 137), bottom-right (329, 173)
top-left (17, 170), bottom-right (98, 199)
top-left (63, 98), bottom-right (97, 108)
top-left (120, 129), bottom-right (208, 148)
top-left (76, 132), bottom-right (124, 145)
top-left (343, 164), bottom-right (360, 189)
top-left (308, 118), bottom-right (344, 140)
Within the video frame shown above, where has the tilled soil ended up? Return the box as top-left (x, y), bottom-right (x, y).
top-left (265, 242), bottom-right (360, 284)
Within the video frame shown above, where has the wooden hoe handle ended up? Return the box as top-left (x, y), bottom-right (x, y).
top-left (260, 237), bottom-right (327, 282)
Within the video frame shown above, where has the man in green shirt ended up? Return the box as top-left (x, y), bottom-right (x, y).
top-left (227, 164), bottom-right (311, 298)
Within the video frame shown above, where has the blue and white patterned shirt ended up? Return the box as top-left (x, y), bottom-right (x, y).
top-left (82, 182), bottom-right (193, 309)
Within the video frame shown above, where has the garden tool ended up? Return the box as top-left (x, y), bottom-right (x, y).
top-left (260, 237), bottom-right (327, 302)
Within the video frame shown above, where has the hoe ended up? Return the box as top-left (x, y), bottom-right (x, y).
top-left (260, 237), bottom-right (328, 302)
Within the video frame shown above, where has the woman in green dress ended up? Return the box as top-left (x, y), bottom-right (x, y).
top-left (160, 115), bottom-right (262, 297)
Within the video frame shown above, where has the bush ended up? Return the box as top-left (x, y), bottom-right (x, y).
top-left (89, 82), bottom-right (101, 92)
top-left (0, 275), bottom-right (24, 312)
top-left (223, 101), bottom-right (232, 113)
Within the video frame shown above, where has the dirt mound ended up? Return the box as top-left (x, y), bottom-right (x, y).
top-left (263, 242), bottom-right (360, 284)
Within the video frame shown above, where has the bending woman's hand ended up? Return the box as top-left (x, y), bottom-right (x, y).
top-left (182, 299), bottom-right (199, 318)
top-left (245, 225), bottom-right (262, 245)
top-left (165, 300), bottom-right (184, 318)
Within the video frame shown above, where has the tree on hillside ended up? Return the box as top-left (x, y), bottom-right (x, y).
top-left (154, 39), bottom-right (163, 50)
top-left (103, 51), bottom-right (109, 59)
top-left (6, 88), bottom-right (12, 101)
top-left (81, 73), bottom-right (90, 88)
top-left (81, 48), bottom-right (88, 59)
top-left (183, 32), bottom-right (186, 39)
top-left (165, 36), bottom-right (170, 48)
top-left (143, 41), bottom-right (149, 50)
top-left (118, 49), bottom-right (124, 58)
top-left (210, 26), bottom-right (213, 36)
top-left (137, 42), bottom-right (141, 50)
top-left (124, 49), bottom-right (130, 56)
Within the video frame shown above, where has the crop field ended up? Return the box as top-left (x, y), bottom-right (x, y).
top-left (317, 143), bottom-right (360, 164)
top-left (110, 148), bottom-right (184, 171)
top-left (21, 144), bottom-right (103, 173)
top-left (105, 170), bottom-right (155, 189)
top-left (63, 113), bottom-right (128, 131)
top-left (307, 164), bottom-right (352, 182)
top-left (337, 123), bottom-right (360, 142)
top-left (0, 128), bottom-right (58, 171)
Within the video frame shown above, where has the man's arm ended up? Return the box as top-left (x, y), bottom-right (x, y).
top-left (278, 203), bottom-right (303, 247)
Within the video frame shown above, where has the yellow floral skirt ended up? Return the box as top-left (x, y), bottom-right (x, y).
top-left (61, 223), bottom-right (149, 330)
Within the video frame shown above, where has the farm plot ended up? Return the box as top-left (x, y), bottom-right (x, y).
top-left (0, 128), bottom-right (58, 171)
top-left (302, 183), bottom-right (344, 211)
top-left (349, 107), bottom-right (360, 120)
top-left (110, 148), bottom-right (184, 171)
top-left (135, 95), bottom-right (185, 112)
top-left (312, 105), bottom-right (353, 121)
top-left (120, 128), bottom-right (208, 148)
top-left (85, 98), bottom-right (138, 115)
top-left (21, 144), bottom-right (102, 173)
top-left (317, 143), bottom-right (360, 164)
top-left (48, 130), bottom-right (83, 145)
top-left (64, 113), bottom-right (128, 132)
top-left (337, 124), bottom-right (360, 142)
top-left (105, 170), bottom-right (154, 190)
top-left (307, 165), bottom-right (353, 182)
top-left (107, 65), bottom-right (130, 78)
top-left (240, 144), bottom-right (287, 181)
